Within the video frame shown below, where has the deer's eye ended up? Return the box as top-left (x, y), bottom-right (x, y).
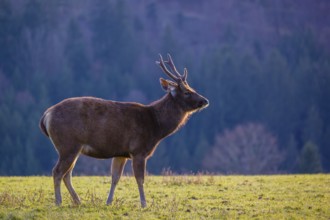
top-left (184, 91), bottom-right (191, 97)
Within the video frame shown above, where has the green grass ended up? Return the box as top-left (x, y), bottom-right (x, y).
top-left (0, 175), bottom-right (329, 219)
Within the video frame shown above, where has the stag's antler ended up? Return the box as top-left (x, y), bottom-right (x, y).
top-left (156, 54), bottom-right (178, 82)
top-left (165, 54), bottom-right (188, 82)
top-left (156, 54), bottom-right (188, 83)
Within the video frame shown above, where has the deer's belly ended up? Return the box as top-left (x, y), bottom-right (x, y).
top-left (81, 144), bottom-right (130, 159)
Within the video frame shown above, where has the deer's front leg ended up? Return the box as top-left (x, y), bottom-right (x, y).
top-left (132, 156), bottom-right (147, 208)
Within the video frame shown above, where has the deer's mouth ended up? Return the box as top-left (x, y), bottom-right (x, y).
top-left (198, 99), bottom-right (209, 109)
top-left (194, 98), bottom-right (209, 112)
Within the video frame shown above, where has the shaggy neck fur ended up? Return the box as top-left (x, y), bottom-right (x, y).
top-left (150, 93), bottom-right (190, 139)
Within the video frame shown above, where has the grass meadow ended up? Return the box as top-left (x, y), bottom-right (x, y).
top-left (0, 175), bottom-right (329, 219)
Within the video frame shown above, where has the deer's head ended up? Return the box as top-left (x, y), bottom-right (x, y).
top-left (156, 54), bottom-right (209, 112)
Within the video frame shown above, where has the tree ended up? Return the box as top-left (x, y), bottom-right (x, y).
top-left (302, 106), bottom-right (323, 146)
top-left (90, 0), bottom-right (138, 99)
top-left (296, 141), bottom-right (323, 173)
top-left (260, 49), bottom-right (296, 144)
top-left (161, 25), bottom-right (178, 55)
top-left (23, 0), bottom-right (44, 31)
top-left (282, 134), bottom-right (299, 172)
top-left (204, 123), bottom-right (283, 174)
top-left (0, 0), bottom-right (18, 76)
top-left (65, 19), bottom-right (90, 85)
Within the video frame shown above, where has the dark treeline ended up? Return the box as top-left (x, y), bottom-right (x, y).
top-left (0, 0), bottom-right (329, 175)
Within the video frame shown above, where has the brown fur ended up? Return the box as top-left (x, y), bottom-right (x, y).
top-left (39, 55), bottom-right (209, 207)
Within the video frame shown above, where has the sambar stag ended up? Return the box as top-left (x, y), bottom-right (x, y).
top-left (39, 54), bottom-right (209, 207)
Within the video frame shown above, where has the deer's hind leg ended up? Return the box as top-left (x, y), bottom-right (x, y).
top-left (52, 145), bottom-right (81, 206)
top-left (106, 157), bottom-right (127, 205)
top-left (63, 157), bottom-right (81, 205)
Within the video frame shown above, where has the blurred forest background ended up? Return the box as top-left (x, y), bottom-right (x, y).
top-left (0, 0), bottom-right (329, 175)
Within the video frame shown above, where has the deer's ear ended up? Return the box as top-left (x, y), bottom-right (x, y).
top-left (160, 78), bottom-right (177, 96)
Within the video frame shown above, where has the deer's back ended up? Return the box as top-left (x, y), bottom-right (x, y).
top-left (43, 97), bottom-right (158, 157)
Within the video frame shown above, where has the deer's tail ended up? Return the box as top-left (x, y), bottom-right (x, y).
top-left (39, 113), bottom-right (49, 137)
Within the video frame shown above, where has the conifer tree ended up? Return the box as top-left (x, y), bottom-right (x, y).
top-left (297, 141), bottom-right (323, 173)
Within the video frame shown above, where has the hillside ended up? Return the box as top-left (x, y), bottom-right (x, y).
top-left (0, 0), bottom-right (330, 175)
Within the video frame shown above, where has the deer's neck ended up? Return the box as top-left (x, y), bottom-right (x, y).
top-left (150, 94), bottom-right (190, 139)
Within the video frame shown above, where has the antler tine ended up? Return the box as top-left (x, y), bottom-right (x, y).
top-left (183, 68), bottom-right (188, 82)
top-left (156, 54), bottom-right (179, 82)
top-left (165, 54), bottom-right (182, 79)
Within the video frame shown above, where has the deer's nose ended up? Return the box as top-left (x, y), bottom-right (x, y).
top-left (198, 98), bottom-right (209, 108)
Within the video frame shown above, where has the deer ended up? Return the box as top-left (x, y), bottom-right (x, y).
top-left (39, 54), bottom-right (209, 207)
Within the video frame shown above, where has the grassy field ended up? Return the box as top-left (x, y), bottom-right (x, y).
top-left (0, 175), bottom-right (329, 219)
